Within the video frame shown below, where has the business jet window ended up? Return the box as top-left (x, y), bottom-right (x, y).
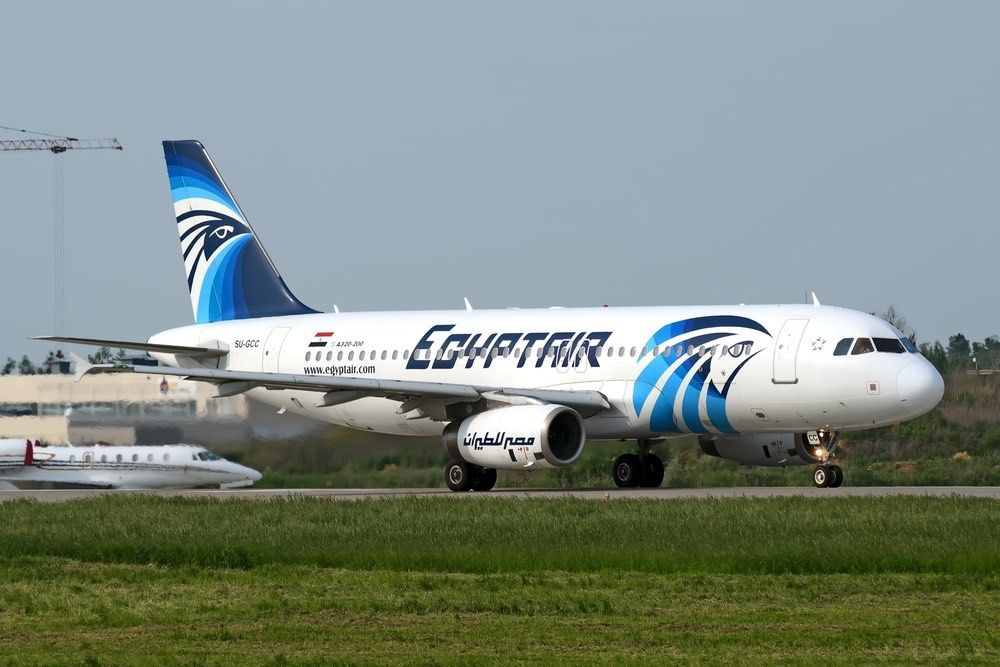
top-left (900, 337), bottom-right (918, 353)
top-left (163, 453), bottom-right (170, 462)
top-left (147, 454), bottom-right (154, 463)
top-left (116, 454), bottom-right (123, 463)
top-left (833, 338), bottom-right (853, 356)
top-left (100, 455), bottom-right (107, 463)
top-left (873, 338), bottom-right (906, 353)
top-left (132, 454), bottom-right (138, 462)
top-left (851, 338), bottom-right (875, 355)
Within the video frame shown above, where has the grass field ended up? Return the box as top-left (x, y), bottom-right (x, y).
top-left (0, 496), bottom-right (997, 664)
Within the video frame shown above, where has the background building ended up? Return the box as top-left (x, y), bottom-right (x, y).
top-left (0, 364), bottom-right (320, 445)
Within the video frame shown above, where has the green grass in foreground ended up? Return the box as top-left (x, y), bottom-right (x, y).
top-left (0, 497), bottom-right (996, 665)
top-left (1, 496), bottom-right (996, 574)
top-left (1, 562), bottom-right (996, 665)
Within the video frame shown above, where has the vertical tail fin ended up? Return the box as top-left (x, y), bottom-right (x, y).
top-left (163, 140), bottom-right (316, 323)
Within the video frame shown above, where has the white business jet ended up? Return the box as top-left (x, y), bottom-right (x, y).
top-left (0, 439), bottom-right (261, 490)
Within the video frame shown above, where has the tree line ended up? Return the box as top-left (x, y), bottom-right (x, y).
top-left (0, 347), bottom-right (127, 376)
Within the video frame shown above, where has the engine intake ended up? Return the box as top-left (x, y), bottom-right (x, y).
top-left (443, 404), bottom-right (585, 470)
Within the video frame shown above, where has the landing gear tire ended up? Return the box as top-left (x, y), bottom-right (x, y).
top-left (612, 453), bottom-right (644, 488)
top-left (639, 453), bottom-right (665, 488)
top-left (828, 464), bottom-right (844, 488)
top-left (471, 467), bottom-right (498, 492)
top-left (445, 460), bottom-right (474, 492)
top-left (812, 465), bottom-right (832, 488)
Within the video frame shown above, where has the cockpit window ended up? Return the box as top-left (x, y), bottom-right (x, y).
top-left (873, 338), bottom-right (905, 353)
top-left (196, 451), bottom-right (223, 461)
top-left (833, 338), bottom-right (853, 356)
top-left (900, 337), bottom-right (918, 353)
top-left (851, 338), bottom-right (875, 355)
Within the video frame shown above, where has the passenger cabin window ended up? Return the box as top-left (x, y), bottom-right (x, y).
top-left (116, 454), bottom-right (123, 463)
top-left (851, 338), bottom-right (875, 355)
top-left (163, 453), bottom-right (169, 462)
top-left (132, 454), bottom-right (138, 462)
top-left (147, 453), bottom-right (153, 463)
top-left (873, 338), bottom-right (906, 354)
top-left (305, 351), bottom-right (311, 361)
top-left (833, 338), bottom-right (853, 356)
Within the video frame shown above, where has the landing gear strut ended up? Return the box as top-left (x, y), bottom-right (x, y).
top-left (812, 464), bottom-right (844, 488)
top-left (445, 460), bottom-right (497, 492)
top-left (612, 439), bottom-right (665, 488)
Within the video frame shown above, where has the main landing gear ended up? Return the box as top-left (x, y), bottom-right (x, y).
top-left (445, 460), bottom-right (498, 492)
top-left (812, 464), bottom-right (844, 488)
top-left (612, 439), bottom-right (665, 488)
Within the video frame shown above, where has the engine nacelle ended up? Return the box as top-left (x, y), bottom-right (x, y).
top-left (443, 405), bottom-right (585, 470)
top-left (699, 431), bottom-right (837, 467)
top-left (0, 439), bottom-right (33, 469)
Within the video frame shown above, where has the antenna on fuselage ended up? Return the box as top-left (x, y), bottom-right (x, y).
top-left (809, 291), bottom-right (821, 306)
top-left (464, 297), bottom-right (474, 311)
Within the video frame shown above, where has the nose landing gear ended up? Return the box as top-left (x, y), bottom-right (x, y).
top-left (812, 464), bottom-right (843, 488)
top-left (612, 439), bottom-right (665, 488)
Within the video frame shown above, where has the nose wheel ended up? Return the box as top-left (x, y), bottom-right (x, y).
top-left (812, 464), bottom-right (843, 488)
top-left (612, 440), bottom-right (665, 488)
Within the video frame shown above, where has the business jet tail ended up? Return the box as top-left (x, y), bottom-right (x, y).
top-left (163, 140), bottom-right (317, 324)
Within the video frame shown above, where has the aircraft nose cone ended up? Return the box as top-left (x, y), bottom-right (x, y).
top-left (897, 361), bottom-right (945, 417)
top-left (246, 466), bottom-right (263, 483)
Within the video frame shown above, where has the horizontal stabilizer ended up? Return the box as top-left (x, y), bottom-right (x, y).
top-left (32, 336), bottom-right (227, 359)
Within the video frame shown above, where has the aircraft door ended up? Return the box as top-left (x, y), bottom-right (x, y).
top-left (262, 327), bottom-right (291, 373)
top-left (772, 319), bottom-right (809, 384)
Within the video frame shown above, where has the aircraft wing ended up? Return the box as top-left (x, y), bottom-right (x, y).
top-left (33, 336), bottom-right (227, 359)
top-left (79, 363), bottom-right (611, 417)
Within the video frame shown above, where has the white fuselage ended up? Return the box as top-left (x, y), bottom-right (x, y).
top-left (147, 303), bottom-right (944, 440)
top-left (0, 442), bottom-right (261, 490)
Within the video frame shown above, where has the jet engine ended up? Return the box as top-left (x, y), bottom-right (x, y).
top-left (698, 431), bottom-right (837, 467)
top-left (0, 439), bottom-right (33, 469)
top-left (443, 404), bottom-right (585, 470)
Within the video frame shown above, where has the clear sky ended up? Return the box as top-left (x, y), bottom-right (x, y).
top-left (1, 1), bottom-right (997, 360)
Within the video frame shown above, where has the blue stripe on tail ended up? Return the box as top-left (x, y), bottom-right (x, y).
top-left (164, 140), bottom-right (316, 323)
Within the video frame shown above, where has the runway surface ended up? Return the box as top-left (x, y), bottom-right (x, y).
top-left (0, 486), bottom-right (997, 502)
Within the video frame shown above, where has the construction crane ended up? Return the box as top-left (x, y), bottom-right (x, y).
top-left (0, 125), bottom-right (122, 336)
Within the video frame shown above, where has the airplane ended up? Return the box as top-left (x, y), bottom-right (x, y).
top-left (37, 140), bottom-right (945, 491)
top-left (0, 438), bottom-right (262, 490)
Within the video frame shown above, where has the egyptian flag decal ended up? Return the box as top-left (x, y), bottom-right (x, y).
top-left (309, 332), bottom-right (334, 348)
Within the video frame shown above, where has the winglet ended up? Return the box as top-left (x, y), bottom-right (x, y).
top-left (464, 297), bottom-right (474, 311)
top-left (810, 291), bottom-right (821, 306)
top-left (67, 351), bottom-right (93, 382)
